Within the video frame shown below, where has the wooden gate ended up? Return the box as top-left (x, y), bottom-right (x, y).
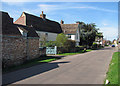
top-left (46, 46), bottom-right (57, 55)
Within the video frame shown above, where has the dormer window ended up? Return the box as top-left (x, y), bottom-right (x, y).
top-left (23, 32), bottom-right (27, 37)
top-left (45, 33), bottom-right (48, 36)
top-left (18, 27), bottom-right (28, 37)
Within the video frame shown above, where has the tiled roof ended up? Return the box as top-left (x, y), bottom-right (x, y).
top-left (60, 24), bottom-right (79, 34)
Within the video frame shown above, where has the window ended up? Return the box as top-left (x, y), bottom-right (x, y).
top-left (67, 35), bottom-right (71, 38)
top-left (45, 33), bottom-right (48, 36)
top-left (23, 32), bottom-right (27, 37)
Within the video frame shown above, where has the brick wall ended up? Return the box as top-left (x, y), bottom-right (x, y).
top-left (2, 35), bottom-right (46, 68)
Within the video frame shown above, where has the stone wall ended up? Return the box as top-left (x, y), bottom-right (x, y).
top-left (39, 47), bottom-right (46, 56)
top-left (27, 38), bottom-right (39, 60)
top-left (2, 35), bottom-right (45, 68)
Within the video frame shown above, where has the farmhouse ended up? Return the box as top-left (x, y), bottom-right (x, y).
top-left (14, 11), bottom-right (62, 47)
top-left (60, 20), bottom-right (81, 46)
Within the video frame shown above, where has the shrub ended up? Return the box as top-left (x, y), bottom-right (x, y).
top-left (56, 33), bottom-right (68, 47)
top-left (64, 40), bottom-right (76, 48)
top-left (92, 43), bottom-right (98, 49)
top-left (46, 41), bottom-right (56, 47)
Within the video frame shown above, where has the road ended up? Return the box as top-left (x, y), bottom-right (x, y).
top-left (2, 47), bottom-right (117, 85)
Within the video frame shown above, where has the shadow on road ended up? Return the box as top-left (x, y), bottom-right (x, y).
top-left (3, 61), bottom-right (70, 85)
top-left (93, 47), bottom-right (113, 51)
top-left (99, 47), bottom-right (112, 50)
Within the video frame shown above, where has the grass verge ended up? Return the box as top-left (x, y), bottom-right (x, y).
top-left (3, 56), bottom-right (60, 74)
top-left (104, 52), bottom-right (119, 85)
top-left (57, 49), bottom-right (92, 56)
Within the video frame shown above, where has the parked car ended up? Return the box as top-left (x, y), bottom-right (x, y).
top-left (111, 45), bottom-right (115, 47)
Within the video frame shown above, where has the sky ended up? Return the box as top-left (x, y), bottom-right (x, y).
top-left (1, 1), bottom-right (118, 41)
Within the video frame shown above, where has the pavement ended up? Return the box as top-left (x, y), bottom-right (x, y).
top-left (2, 47), bottom-right (117, 85)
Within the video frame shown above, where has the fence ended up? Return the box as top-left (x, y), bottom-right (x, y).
top-left (46, 46), bottom-right (57, 55)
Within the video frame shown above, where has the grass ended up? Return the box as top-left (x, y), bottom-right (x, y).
top-left (38, 58), bottom-right (57, 62)
top-left (3, 56), bottom-right (60, 74)
top-left (57, 49), bottom-right (92, 56)
top-left (104, 52), bottom-right (119, 85)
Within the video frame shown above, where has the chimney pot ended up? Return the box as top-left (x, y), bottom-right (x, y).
top-left (40, 11), bottom-right (46, 19)
top-left (76, 21), bottom-right (80, 24)
top-left (61, 20), bottom-right (64, 24)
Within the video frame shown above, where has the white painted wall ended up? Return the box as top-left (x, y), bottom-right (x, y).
top-left (36, 31), bottom-right (58, 41)
top-left (47, 32), bottom-right (58, 41)
top-left (71, 35), bottom-right (75, 40)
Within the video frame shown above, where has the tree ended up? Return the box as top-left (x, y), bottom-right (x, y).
top-left (40, 35), bottom-right (47, 47)
top-left (56, 33), bottom-right (68, 47)
top-left (46, 41), bottom-right (56, 47)
top-left (79, 22), bottom-right (99, 47)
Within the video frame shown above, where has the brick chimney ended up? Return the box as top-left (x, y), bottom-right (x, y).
top-left (76, 21), bottom-right (80, 24)
top-left (60, 20), bottom-right (64, 24)
top-left (40, 11), bottom-right (46, 19)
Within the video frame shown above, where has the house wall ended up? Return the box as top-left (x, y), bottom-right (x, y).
top-left (2, 35), bottom-right (45, 68)
top-left (66, 34), bottom-right (80, 46)
top-left (36, 31), bottom-right (58, 41)
top-left (47, 32), bottom-right (58, 41)
top-left (36, 31), bottom-right (58, 47)
top-left (71, 35), bottom-right (75, 40)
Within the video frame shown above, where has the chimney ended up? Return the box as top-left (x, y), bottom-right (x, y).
top-left (10, 17), bottom-right (13, 24)
top-left (60, 20), bottom-right (64, 24)
top-left (76, 21), bottom-right (80, 24)
top-left (40, 11), bottom-right (46, 19)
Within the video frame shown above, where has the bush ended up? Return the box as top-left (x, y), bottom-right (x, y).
top-left (46, 41), bottom-right (56, 47)
top-left (56, 33), bottom-right (68, 47)
top-left (105, 44), bottom-right (109, 46)
top-left (92, 43), bottom-right (98, 49)
top-left (64, 40), bottom-right (76, 48)
top-left (56, 33), bottom-right (76, 53)
top-left (92, 43), bottom-right (104, 49)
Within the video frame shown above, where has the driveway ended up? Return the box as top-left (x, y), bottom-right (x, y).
top-left (2, 47), bottom-right (117, 85)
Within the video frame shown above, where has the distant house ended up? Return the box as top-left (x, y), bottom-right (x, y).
top-left (14, 11), bottom-right (62, 47)
top-left (1, 11), bottom-right (43, 67)
top-left (113, 39), bottom-right (118, 46)
top-left (60, 20), bottom-right (80, 46)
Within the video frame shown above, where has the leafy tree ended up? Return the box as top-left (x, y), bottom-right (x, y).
top-left (40, 35), bottom-right (47, 47)
top-left (79, 22), bottom-right (99, 47)
top-left (46, 41), bottom-right (56, 47)
top-left (56, 33), bottom-right (68, 47)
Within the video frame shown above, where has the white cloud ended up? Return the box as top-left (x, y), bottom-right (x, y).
top-left (66, 6), bottom-right (117, 13)
top-left (1, 0), bottom-right (119, 2)
top-left (100, 27), bottom-right (118, 41)
top-left (37, 4), bottom-right (117, 13)
top-left (103, 23), bottom-right (108, 26)
top-left (38, 4), bottom-right (58, 12)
